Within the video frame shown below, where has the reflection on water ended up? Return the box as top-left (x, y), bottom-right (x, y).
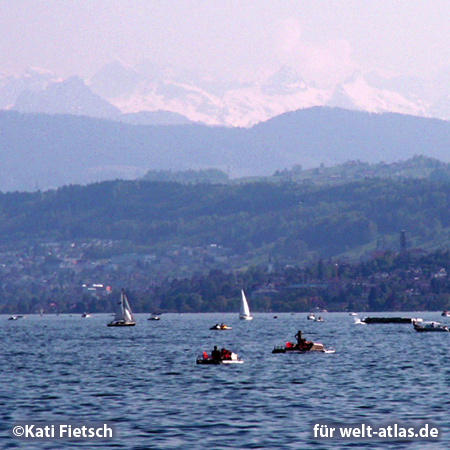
top-left (1, 312), bottom-right (449, 449)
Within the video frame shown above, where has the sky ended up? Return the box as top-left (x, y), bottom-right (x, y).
top-left (1, 1), bottom-right (450, 87)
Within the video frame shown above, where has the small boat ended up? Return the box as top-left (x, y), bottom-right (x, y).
top-left (442, 310), bottom-right (450, 317)
top-left (7, 315), bottom-right (24, 320)
top-left (349, 312), bottom-right (358, 316)
top-left (148, 314), bottom-right (160, 321)
top-left (210, 323), bottom-right (232, 330)
top-left (107, 290), bottom-right (136, 327)
top-left (315, 316), bottom-right (324, 322)
top-left (413, 321), bottom-right (449, 332)
top-left (307, 313), bottom-right (315, 320)
top-left (272, 329), bottom-right (335, 354)
top-left (239, 290), bottom-right (253, 320)
top-left (353, 317), bottom-right (366, 325)
top-left (81, 312), bottom-right (91, 318)
top-left (362, 317), bottom-right (422, 324)
top-left (197, 347), bottom-right (243, 365)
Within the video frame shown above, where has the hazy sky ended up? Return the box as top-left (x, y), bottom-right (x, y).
top-left (2, 1), bottom-right (450, 86)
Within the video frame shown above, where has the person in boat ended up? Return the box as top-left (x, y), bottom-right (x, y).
top-left (294, 330), bottom-right (305, 347)
top-left (220, 348), bottom-right (231, 360)
top-left (211, 345), bottom-right (221, 361)
top-left (294, 329), bottom-right (313, 350)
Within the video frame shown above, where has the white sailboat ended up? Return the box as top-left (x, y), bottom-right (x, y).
top-left (239, 289), bottom-right (253, 320)
top-left (107, 290), bottom-right (136, 327)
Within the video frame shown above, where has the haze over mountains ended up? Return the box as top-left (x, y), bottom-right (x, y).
top-left (2, 62), bottom-right (450, 192)
top-left (2, 106), bottom-right (450, 192)
top-left (2, 61), bottom-right (450, 127)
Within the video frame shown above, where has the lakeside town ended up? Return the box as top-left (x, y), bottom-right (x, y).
top-left (1, 235), bottom-right (450, 315)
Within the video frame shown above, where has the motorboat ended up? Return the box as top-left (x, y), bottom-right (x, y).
top-left (107, 290), bottom-right (136, 327)
top-left (362, 317), bottom-right (422, 324)
top-left (272, 330), bottom-right (335, 354)
top-left (148, 314), bottom-right (160, 321)
top-left (349, 312), bottom-right (358, 316)
top-left (210, 323), bottom-right (232, 330)
top-left (307, 313), bottom-right (315, 320)
top-left (413, 321), bottom-right (449, 332)
top-left (315, 316), bottom-right (324, 322)
top-left (442, 310), bottom-right (450, 317)
top-left (272, 343), bottom-right (334, 353)
top-left (7, 315), bottom-right (24, 320)
top-left (197, 348), bottom-right (243, 364)
top-left (81, 312), bottom-right (91, 318)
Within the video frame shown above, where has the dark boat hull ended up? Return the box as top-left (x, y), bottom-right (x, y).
top-left (362, 317), bottom-right (417, 324)
top-left (414, 326), bottom-right (448, 332)
top-left (107, 321), bottom-right (136, 327)
top-left (272, 342), bottom-right (331, 353)
top-left (196, 358), bottom-right (243, 365)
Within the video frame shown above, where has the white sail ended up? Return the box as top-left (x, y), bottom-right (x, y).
top-left (239, 289), bottom-right (253, 320)
top-left (108, 290), bottom-right (136, 326)
top-left (123, 294), bottom-right (134, 322)
top-left (114, 297), bottom-right (125, 321)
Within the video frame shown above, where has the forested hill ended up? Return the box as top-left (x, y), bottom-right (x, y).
top-left (3, 107), bottom-right (450, 191)
top-left (1, 176), bottom-right (450, 263)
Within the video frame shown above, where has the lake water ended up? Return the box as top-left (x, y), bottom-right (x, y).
top-left (1, 312), bottom-right (449, 449)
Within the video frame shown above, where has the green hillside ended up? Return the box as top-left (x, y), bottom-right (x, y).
top-left (1, 172), bottom-right (450, 265)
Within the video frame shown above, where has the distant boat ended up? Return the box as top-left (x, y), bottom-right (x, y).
top-left (7, 315), bottom-right (24, 321)
top-left (413, 321), bottom-right (449, 332)
top-left (107, 290), bottom-right (136, 327)
top-left (362, 317), bottom-right (422, 324)
top-left (81, 312), bottom-right (91, 318)
top-left (210, 323), bottom-right (232, 330)
top-left (197, 348), bottom-right (243, 365)
top-left (353, 317), bottom-right (366, 325)
top-left (148, 314), bottom-right (160, 321)
top-left (307, 313), bottom-right (315, 320)
top-left (272, 329), bottom-right (335, 354)
top-left (239, 290), bottom-right (253, 320)
top-left (442, 310), bottom-right (450, 317)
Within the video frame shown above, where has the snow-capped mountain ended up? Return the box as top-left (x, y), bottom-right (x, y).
top-left (103, 64), bottom-right (330, 127)
top-left (95, 63), bottom-right (447, 126)
top-left (89, 59), bottom-right (143, 99)
top-left (2, 62), bottom-right (450, 126)
top-left (0, 67), bottom-right (59, 109)
top-left (12, 76), bottom-right (122, 119)
top-left (326, 72), bottom-right (429, 117)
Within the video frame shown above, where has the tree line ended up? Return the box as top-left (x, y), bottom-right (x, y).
top-left (1, 176), bottom-right (450, 264)
top-left (2, 249), bottom-right (450, 314)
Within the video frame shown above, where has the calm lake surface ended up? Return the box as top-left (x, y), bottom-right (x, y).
top-left (1, 312), bottom-right (449, 449)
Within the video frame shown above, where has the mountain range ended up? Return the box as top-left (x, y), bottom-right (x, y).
top-left (2, 62), bottom-right (450, 127)
top-left (2, 106), bottom-right (450, 192)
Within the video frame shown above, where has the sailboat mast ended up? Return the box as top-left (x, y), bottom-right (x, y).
top-left (120, 290), bottom-right (124, 318)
